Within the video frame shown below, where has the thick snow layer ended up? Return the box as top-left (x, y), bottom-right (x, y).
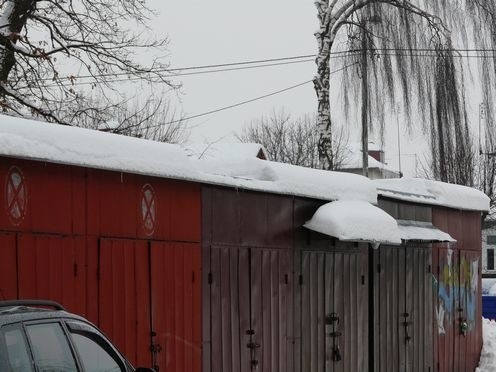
top-left (0, 115), bottom-right (376, 203)
top-left (0, 115), bottom-right (202, 181)
top-left (374, 178), bottom-right (490, 212)
top-left (197, 157), bottom-right (377, 203)
top-left (477, 318), bottom-right (496, 372)
top-left (304, 200), bottom-right (402, 244)
top-left (397, 220), bottom-right (455, 242)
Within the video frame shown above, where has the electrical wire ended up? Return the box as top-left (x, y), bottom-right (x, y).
top-left (146, 62), bottom-right (358, 128)
top-left (31, 47), bottom-right (496, 85)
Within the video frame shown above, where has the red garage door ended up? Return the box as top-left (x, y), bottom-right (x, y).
top-left (17, 234), bottom-right (88, 316)
top-left (99, 238), bottom-right (151, 368)
top-left (99, 239), bottom-right (202, 372)
top-left (150, 242), bottom-right (201, 372)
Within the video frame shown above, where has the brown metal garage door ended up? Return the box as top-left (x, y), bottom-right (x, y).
top-left (209, 245), bottom-right (293, 372)
top-left (300, 243), bottom-right (368, 372)
top-left (373, 245), bottom-right (433, 372)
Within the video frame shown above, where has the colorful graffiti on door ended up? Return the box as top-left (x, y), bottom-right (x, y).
top-left (435, 249), bottom-right (479, 335)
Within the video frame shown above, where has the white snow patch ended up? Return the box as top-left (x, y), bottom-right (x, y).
top-left (304, 200), bottom-right (402, 244)
top-left (482, 279), bottom-right (496, 295)
top-left (397, 220), bottom-right (455, 242)
top-left (477, 318), bottom-right (496, 372)
top-left (374, 178), bottom-right (490, 212)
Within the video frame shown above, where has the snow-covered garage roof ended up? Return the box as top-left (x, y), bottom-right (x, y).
top-left (0, 115), bottom-right (376, 203)
top-left (374, 178), bottom-right (490, 212)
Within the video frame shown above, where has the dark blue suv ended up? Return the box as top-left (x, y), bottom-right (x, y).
top-left (0, 300), bottom-right (154, 372)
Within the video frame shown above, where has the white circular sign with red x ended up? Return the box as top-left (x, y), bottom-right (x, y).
top-left (141, 184), bottom-right (156, 236)
top-left (5, 167), bottom-right (27, 225)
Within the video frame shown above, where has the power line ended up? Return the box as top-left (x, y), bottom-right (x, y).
top-left (149, 62), bottom-right (358, 128)
top-left (40, 58), bottom-right (316, 88)
top-left (32, 47), bottom-right (496, 84)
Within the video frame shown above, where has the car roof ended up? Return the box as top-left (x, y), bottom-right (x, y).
top-left (0, 300), bottom-right (86, 327)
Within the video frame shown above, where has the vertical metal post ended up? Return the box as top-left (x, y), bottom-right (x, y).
top-left (361, 22), bottom-right (369, 178)
top-left (397, 120), bottom-right (402, 177)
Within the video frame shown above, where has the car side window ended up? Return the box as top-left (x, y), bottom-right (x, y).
top-left (2, 326), bottom-right (33, 372)
top-left (25, 323), bottom-right (78, 372)
top-left (70, 332), bottom-right (122, 372)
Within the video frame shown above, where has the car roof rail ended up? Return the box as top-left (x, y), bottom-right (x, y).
top-left (0, 300), bottom-right (66, 311)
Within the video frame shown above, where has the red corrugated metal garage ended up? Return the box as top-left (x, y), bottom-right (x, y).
top-left (0, 158), bottom-right (202, 372)
top-left (0, 118), bottom-right (489, 372)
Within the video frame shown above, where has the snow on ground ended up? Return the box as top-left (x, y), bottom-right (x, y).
top-left (477, 318), bottom-right (496, 372)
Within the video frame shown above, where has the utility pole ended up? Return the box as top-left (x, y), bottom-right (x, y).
top-left (361, 21), bottom-right (369, 178)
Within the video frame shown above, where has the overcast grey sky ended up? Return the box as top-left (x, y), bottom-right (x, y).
top-left (143, 0), bottom-right (476, 177)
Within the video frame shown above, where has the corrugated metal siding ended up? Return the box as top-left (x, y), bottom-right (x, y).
top-left (0, 233), bottom-right (17, 300)
top-left (203, 188), bottom-right (295, 372)
top-left (98, 238), bottom-right (151, 367)
top-left (300, 243), bottom-right (368, 372)
top-left (432, 207), bottom-right (483, 372)
top-left (374, 245), bottom-right (433, 372)
top-left (150, 242), bottom-right (202, 372)
top-left (17, 234), bottom-right (88, 317)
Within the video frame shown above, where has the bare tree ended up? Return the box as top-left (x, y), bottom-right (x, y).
top-left (0, 0), bottom-right (173, 123)
top-left (54, 93), bottom-right (189, 144)
top-left (237, 109), bottom-right (349, 169)
top-left (314, 1), bottom-right (496, 173)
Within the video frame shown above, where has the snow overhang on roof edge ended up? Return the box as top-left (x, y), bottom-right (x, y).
top-left (303, 200), bottom-right (402, 245)
top-left (397, 220), bottom-right (456, 243)
top-left (374, 178), bottom-right (490, 212)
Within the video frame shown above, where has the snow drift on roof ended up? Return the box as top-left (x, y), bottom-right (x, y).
top-left (0, 115), bottom-right (200, 181)
top-left (303, 200), bottom-right (402, 244)
top-left (182, 142), bottom-right (268, 161)
top-left (197, 157), bottom-right (377, 203)
top-left (397, 220), bottom-right (455, 242)
top-left (0, 115), bottom-right (377, 203)
top-left (374, 178), bottom-right (490, 212)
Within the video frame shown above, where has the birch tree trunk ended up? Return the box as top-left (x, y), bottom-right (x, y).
top-left (314, 0), bottom-right (335, 170)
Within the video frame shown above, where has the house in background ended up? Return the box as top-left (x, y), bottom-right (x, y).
top-left (482, 219), bottom-right (496, 275)
top-left (337, 142), bottom-right (401, 179)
